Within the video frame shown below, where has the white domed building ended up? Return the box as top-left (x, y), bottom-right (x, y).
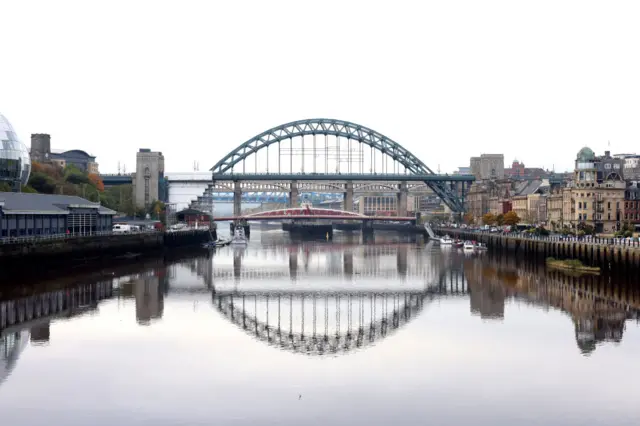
top-left (0, 113), bottom-right (31, 190)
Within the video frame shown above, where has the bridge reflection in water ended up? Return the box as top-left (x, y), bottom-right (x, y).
top-left (2, 242), bottom-right (640, 383)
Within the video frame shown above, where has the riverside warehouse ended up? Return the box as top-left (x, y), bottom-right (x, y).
top-left (0, 192), bottom-right (116, 238)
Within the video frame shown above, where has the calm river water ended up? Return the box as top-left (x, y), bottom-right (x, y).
top-left (1, 230), bottom-right (639, 426)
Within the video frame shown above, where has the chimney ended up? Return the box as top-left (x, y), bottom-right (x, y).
top-left (605, 150), bottom-right (611, 157)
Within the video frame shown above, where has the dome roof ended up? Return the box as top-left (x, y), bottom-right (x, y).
top-left (0, 113), bottom-right (31, 187)
top-left (577, 147), bottom-right (596, 162)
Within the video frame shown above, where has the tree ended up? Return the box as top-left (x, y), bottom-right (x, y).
top-left (0, 182), bottom-right (11, 192)
top-left (28, 172), bottom-right (57, 194)
top-left (496, 214), bottom-right (505, 226)
top-left (482, 212), bottom-right (496, 226)
top-left (463, 212), bottom-right (475, 225)
top-left (88, 173), bottom-right (105, 192)
top-left (503, 210), bottom-right (521, 226)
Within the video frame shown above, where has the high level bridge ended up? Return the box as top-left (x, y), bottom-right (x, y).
top-left (195, 119), bottom-right (474, 216)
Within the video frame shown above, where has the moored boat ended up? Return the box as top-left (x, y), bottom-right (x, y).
top-left (230, 225), bottom-right (248, 245)
top-left (440, 235), bottom-right (453, 245)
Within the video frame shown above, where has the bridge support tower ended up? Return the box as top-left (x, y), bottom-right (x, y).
top-left (397, 181), bottom-right (408, 216)
top-left (289, 180), bottom-right (299, 208)
top-left (344, 181), bottom-right (354, 212)
top-left (233, 181), bottom-right (242, 216)
top-left (362, 219), bottom-right (374, 242)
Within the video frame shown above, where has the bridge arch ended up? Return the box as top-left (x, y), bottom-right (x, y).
top-left (211, 118), bottom-right (434, 175)
top-left (213, 291), bottom-right (432, 356)
top-left (209, 118), bottom-right (471, 212)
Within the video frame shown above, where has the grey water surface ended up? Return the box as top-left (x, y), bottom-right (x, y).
top-left (1, 231), bottom-right (639, 426)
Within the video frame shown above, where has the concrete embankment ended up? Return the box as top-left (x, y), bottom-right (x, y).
top-left (0, 229), bottom-right (213, 269)
top-left (439, 228), bottom-right (640, 273)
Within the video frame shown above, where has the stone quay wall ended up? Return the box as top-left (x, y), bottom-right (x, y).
top-left (437, 228), bottom-right (640, 273)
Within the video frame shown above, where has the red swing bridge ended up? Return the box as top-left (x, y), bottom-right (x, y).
top-left (213, 206), bottom-right (416, 223)
top-left (214, 206), bottom-right (421, 239)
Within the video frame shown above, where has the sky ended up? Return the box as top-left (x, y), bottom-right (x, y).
top-left (1, 0), bottom-right (640, 175)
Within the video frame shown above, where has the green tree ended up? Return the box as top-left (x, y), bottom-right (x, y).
top-left (496, 214), bottom-right (505, 226)
top-left (28, 172), bottom-right (57, 194)
top-left (0, 182), bottom-right (11, 192)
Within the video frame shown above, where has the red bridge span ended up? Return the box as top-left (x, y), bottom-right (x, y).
top-left (213, 207), bottom-right (416, 222)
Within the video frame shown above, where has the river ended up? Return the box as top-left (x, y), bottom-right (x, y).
top-left (1, 230), bottom-right (639, 425)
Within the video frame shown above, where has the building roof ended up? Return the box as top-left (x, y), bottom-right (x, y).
top-left (0, 192), bottom-right (116, 215)
top-left (577, 147), bottom-right (596, 161)
top-left (514, 179), bottom-right (543, 196)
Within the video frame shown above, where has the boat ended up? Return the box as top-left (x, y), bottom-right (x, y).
top-left (463, 241), bottom-right (475, 250)
top-left (230, 225), bottom-right (248, 245)
top-left (202, 239), bottom-right (231, 248)
top-left (453, 240), bottom-right (464, 248)
top-left (440, 235), bottom-right (453, 245)
top-left (474, 242), bottom-right (488, 251)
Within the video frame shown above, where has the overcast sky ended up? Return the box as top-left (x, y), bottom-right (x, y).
top-left (2, 0), bottom-right (639, 174)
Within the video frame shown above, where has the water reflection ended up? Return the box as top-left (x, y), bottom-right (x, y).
top-left (1, 236), bottom-right (640, 425)
top-left (0, 241), bottom-right (638, 365)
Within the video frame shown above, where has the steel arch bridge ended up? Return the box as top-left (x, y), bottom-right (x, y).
top-left (209, 118), bottom-right (474, 213)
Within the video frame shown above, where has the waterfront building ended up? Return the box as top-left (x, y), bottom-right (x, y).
top-left (566, 148), bottom-right (625, 233)
top-left (355, 194), bottom-right (417, 216)
top-left (133, 149), bottom-right (165, 209)
top-left (614, 153), bottom-right (640, 180)
top-left (0, 192), bottom-right (116, 238)
top-left (546, 190), bottom-right (564, 230)
top-left (30, 134), bottom-right (99, 173)
top-left (0, 114), bottom-right (32, 191)
top-left (624, 181), bottom-right (640, 225)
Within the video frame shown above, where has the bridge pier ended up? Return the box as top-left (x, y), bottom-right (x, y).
top-left (344, 181), bottom-right (354, 212)
top-left (397, 181), bottom-right (408, 216)
top-left (362, 220), bottom-right (374, 242)
top-left (233, 181), bottom-right (242, 216)
top-left (289, 180), bottom-right (299, 207)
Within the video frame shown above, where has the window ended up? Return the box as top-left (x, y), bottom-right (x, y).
top-left (578, 202), bottom-right (582, 209)
top-left (584, 202), bottom-right (588, 209)
top-left (605, 163), bottom-right (612, 169)
top-left (608, 202), bottom-right (611, 209)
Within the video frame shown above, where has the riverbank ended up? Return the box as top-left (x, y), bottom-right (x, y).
top-left (437, 227), bottom-right (640, 273)
top-left (0, 229), bottom-right (213, 271)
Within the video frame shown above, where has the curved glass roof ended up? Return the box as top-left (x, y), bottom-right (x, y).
top-left (0, 113), bottom-right (31, 187)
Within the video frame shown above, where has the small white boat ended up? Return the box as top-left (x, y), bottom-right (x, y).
top-left (230, 226), bottom-right (248, 245)
top-left (463, 241), bottom-right (475, 250)
top-left (440, 235), bottom-right (453, 245)
top-left (474, 242), bottom-right (488, 251)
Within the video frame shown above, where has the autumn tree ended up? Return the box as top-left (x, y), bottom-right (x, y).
top-left (496, 214), bottom-right (505, 226)
top-left (88, 173), bottom-right (105, 192)
top-left (463, 212), bottom-right (475, 225)
top-left (482, 212), bottom-right (496, 226)
top-left (503, 210), bottom-right (521, 226)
